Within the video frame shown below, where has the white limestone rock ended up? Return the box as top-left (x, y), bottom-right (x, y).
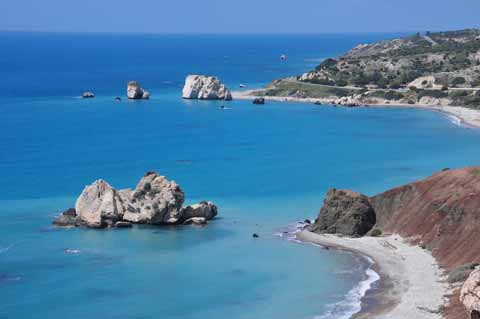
top-left (182, 75), bottom-right (232, 100)
top-left (127, 81), bottom-right (150, 99)
top-left (75, 180), bottom-right (127, 228)
top-left (122, 172), bottom-right (185, 225)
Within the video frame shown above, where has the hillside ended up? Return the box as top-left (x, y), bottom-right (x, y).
top-left (254, 30), bottom-right (480, 109)
top-left (309, 167), bottom-right (480, 319)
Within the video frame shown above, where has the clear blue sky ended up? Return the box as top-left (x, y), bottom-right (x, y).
top-left (1, 0), bottom-right (479, 33)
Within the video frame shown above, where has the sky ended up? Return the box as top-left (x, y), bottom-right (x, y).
top-left (1, 0), bottom-right (479, 34)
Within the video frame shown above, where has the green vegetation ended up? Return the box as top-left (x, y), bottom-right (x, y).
top-left (370, 229), bottom-right (383, 237)
top-left (299, 29), bottom-right (480, 91)
top-left (447, 263), bottom-right (479, 283)
top-left (258, 80), bottom-right (356, 99)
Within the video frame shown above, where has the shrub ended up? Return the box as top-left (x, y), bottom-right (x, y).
top-left (447, 263), bottom-right (479, 283)
top-left (370, 229), bottom-right (383, 237)
top-left (452, 77), bottom-right (466, 86)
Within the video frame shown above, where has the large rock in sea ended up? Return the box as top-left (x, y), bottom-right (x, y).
top-left (182, 75), bottom-right (232, 100)
top-left (122, 172), bottom-right (185, 224)
top-left (127, 81), bottom-right (150, 100)
top-left (75, 180), bottom-right (128, 228)
top-left (54, 172), bottom-right (218, 229)
top-left (310, 189), bottom-right (376, 237)
top-left (460, 268), bottom-right (480, 319)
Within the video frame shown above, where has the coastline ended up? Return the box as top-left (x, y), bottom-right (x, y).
top-left (232, 91), bottom-right (480, 129)
top-left (297, 230), bottom-right (450, 319)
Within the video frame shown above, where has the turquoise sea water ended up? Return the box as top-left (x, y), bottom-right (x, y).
top-left (1, 32), bottom-right (480, 319)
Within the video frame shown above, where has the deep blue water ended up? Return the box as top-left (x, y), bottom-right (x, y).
top-left (1, 32), bottom-right (480, 319)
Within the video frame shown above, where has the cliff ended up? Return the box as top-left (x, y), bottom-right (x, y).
top-left (310, 167), bottom-right (480, 319)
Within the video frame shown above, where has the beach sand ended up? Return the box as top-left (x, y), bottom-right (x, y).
top-left (232, 91), bottom-right (480, 129)
top-left (297, 230), bottom-right (451, 319)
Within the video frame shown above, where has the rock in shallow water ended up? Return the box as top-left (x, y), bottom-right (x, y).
top-left (54, 172), bottom-right (218, 229)
top-left (127, 81), bottom-right (150, 100)
top-left (182, 75), bottom-right (232, 100)
top-left (309, 189), bottom-right (376, 237)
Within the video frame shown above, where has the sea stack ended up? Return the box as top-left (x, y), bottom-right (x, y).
top-left (127, 81), bottom-right (150, 100)
top-left (82, 92), bottom-right (95, 98)
top-left (53, 171), bottom-right (218, 229)
top-left (182, 75), bottom-right (232, 100)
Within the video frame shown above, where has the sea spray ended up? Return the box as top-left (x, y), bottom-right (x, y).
top-left (276, 222), bottom-right (381, 319)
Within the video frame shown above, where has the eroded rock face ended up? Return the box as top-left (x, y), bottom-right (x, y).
top-left (181, 201), bottom-right (217, 220)
top-left (182, 75), bottom-right (232, 100)
top-left (75, 180), bottom-right (127, 228)
top-left (122, 172), bottom-right (185, 224)
top-left (127, 81), bottom-right (150, 100)
top-left (54, 172), bottom-right (218, 229)
top-left (310, 189), bottom-right (376, 237)
top-left (461, 268), bottom-right (480, 319)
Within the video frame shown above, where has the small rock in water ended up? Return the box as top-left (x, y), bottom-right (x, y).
top-left (114, 97), bottom-right (122, 101)
top-left (64, 249), bottom-right (81, 254)
top-left (252, 233), bottom-right (259, 238)
top-left (252, 98), bottom-right (265, 105)
top-left (82, 92), bottom-right (95, 98)
top-left (304, 219), bottom-right (312, 224)
top-left (115, 221), bottom-right (132, 228)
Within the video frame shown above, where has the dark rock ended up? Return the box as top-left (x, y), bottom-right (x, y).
top-left (183, 217), bottom-right (207, 225)
top-left (53, 208), bottom-right (78, 227)
top-left (310, 189), bottom-right (376, 237)
top-left (115, 221), bottom-right (133, 228)
top-left (252, 233), bottom-right (259, 238)
top-left (253, 98), bottom-right (265, 105)
top-left (114, 97), bottom-right (122, 101)
top-left (304, 219), bottom-right (312, 224)
top-left (82, 92), bottom-right (95, 98)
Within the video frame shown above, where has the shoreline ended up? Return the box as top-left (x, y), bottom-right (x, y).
top-left (232, 91), bottom-right (480, 129)
top-left (296, 230), bottom-right (450, 319)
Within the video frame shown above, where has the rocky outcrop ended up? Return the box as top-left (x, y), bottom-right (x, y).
top-left (310, 189), bottom-right (376, 237)
top-left (311, 167), bottom-right (480, 319)
top-left (252, 98), bottom-right (265, 105)
top-left (461, 268), bottom-right (480, 319)
top-left (53, 172), bottom-right (218, 229)
top-left (122, 172), bottom-right (185, 224)
top-left (74, 179), bottom-right (127, 228)
top-left (181, 201), bottom-right (217, 220)
top-left (127, 81), bottom-right (150, 100)
top-left (182, 75), bottom-right (232, 100)
top-left (82, 92), bottom-right (95, 98)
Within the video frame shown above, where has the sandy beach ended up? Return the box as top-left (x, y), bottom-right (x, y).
top-left (232, 91), bottom-right (480, 129)
top-left (297, 230), bottom-right (451, 319)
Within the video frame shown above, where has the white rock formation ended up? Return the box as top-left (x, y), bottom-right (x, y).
top-left (122, 172), bottom-right (185, 224)
top-left (75, 180), bottom-right (127, 228)
top-left (62, 172), bottom-right (218, 228)
top-left (127, 81), bottom-right (150, 99)
top-left (408, 76), bottom-right (443, 90)
top-left (460, 268), bottom-right (480, 319)
top-left (182, 75), bottom-right (232, 100)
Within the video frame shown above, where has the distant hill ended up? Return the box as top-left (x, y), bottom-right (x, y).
top-left (253, 30), bottom-right (480, 109)
top-left (299, 29), bottom-right (480, 89)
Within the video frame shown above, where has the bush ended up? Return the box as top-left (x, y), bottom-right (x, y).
top-left (370, 229), bottom-right (383, 237)
top-left (447, 263), bottom-right (479, 283)
top-left (452, 77), bottom-right (466, 86)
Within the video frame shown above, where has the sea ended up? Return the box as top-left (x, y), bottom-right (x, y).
top-left (1, 32), bottom-right (480, 319)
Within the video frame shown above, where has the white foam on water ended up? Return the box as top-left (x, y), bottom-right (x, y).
top-left (277, 222), bottom-right (381, 319)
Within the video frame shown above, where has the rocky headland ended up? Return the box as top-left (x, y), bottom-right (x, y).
top-left (182, 75), bottom-right (232, 100)
top-left (235, 29), bottom-right (480, 126)
top-left (53, 171), bottom-right (218, 229)
top-left (300, 166), bottom-right (480, 319)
